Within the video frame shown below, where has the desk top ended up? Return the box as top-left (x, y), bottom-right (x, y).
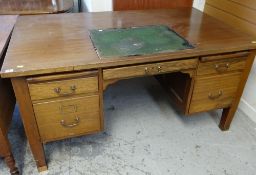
top-left (1, 8), bottom-right (256, 78)
top-left (0, 15), bottom-right (18, 62)
top-left (0, 0), bottom-right (73, 15)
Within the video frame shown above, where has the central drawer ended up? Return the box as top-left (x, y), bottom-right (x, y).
top-left (103, 58), bottom-right (198, 80)
top-left (33, 95), bottom-right (100, 142)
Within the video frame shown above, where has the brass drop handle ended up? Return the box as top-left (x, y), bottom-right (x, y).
top-left (145, 67), bottom-right (155, 74)
top-left (208, 90), bottom-right (223, 100)
top-left (54, 85), bottom-right (77, 95)
top-left (60, 116), bottom-right (80, 128)
top-left (145, 66), bottom-right (162, 74)
top-left (145, 67), bottom-right (149, 74)
top-left (157, 66), bottom-right (162, 73)
top-left (215, 63), bottom-right (230, 72)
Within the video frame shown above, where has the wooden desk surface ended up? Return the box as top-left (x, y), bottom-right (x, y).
top-left (0, 0), bottom-right (74, 15)
top-left (0, 15), bottom-right (19, 175)
top-left (1, 8), bottom-right (256, 78)
top-left (0, 15), bottom-right (17, 63)
top-left (0, 15), bottom-right (17, 134)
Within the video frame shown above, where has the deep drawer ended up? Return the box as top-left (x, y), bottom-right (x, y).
top-left (189, 72), bottom-right (242, 114)
top-left (33, 95), bottom-right (101, 142)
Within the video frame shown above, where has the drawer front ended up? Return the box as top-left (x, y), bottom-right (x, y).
top-left (33, 95), bottom-right (100, 142)
top-left (29, 76), bottom-right (98, 101)
top-left (189, 73), bottom-right (242, 114)
top-left (103, 59), bottom-right (198, 80)
top-left (197, 57), bottom-right (246, 75)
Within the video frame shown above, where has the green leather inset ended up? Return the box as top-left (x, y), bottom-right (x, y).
top-left (90, 25), bottom-right (194, 58)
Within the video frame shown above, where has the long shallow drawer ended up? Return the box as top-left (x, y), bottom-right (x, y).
top-left (103, 58), bottom-right (198, 80)
top-left (28, 72), bottom-right (98, 101)
top-left (189, 72), bottom-right (242, 114)
top-left (33, 95), bottom-right (100, 142)
top-left (198, 53), bottom-right (248, 75)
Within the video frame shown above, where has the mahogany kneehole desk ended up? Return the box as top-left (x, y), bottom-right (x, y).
top-left (1, 9), bottom-right (256, 172)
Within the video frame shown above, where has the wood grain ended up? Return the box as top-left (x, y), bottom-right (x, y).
top-left (4, 154), bottom-right (19, 175)
top-left (200, 51), bottom-right (250, 62)
top-left (219, 51), bottom-right (256, 130)
top-left (156, 70), bottom-right (196, 114)
top-left (0, 79), bottom-right (15, 136)
top-left (0, 15), bottom-right (18, 175)
top-left (204, 0), bottom-right (256, 129)
top-left (205, 0), bottom-right (256, 37)
top-left (28, 75), bottom-right (98, 101)
top-left (0, 79), bottom-right (18, 175)
top-left (11, 77), bottom-right (47, 171)
top-left (2, 8), bottom-right (256, 172)
top-left (27, 71), bottom-right (98, 83)
top-left (0, 16), bottom-right (17, 62)
top-left (189, 72), bottom-right (242, 114)
top-left (197, 57), bottom-right (246, 75)
top-left (1, 9), bottom-right (256, 78)
top-left (113, 0), bottom-right (193, 11)
top-left (33, 95), bottom-right (101, 142)
top-left (0, 133), bottom-right (18, 175)
top-left (206, 0), bottom-right (256, 24)
top-left (103, 59), bottom-right (198, 80)
top-left (0, 0), bottom-right (74, 15)
top-left (98, 68), bottom-right (104, 131)
top-left (229, 0), bottom-right (256, 10)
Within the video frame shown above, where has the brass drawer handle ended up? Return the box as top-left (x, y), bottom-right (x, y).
top-left (54, 85), bottom-right (77, 95)
top-left (145, 66), bottom-right (162, 74)
top-left (60, 116), bottom-right (80, 128)
top-left (145, 67), bottom-right (154, 74)
top-left (145, 67), bottom-right (149, 74)
top-left (215, 63), bottom-right (230, 72)
top-left (157, 66), bottom-right (162, 73)
top-left (208, 90), bottom-right (223, 100)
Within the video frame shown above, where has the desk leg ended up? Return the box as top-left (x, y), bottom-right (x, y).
top-left (219, 51), bottom-right (255, 130)
top-left (0, 78), bottom-right (19, 174)
top-left (11, 78), bottom-right (47, 172)
top-left (0, 134), bottom-right (19, 175)
top-left (5, 154), bottom-right (19, 175)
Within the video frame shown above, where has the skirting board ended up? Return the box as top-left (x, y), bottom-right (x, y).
top-left (239, 98), bottom-right (256, 123)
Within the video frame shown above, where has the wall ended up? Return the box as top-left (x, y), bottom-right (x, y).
top-left (193, 0), bottom-right (205, 11)
top-left (204, 0), bottom-right (256, 123)
top-left (82, 0), bottom-right (112, 12)
top-left (82, 0), bottom-right (205, 12)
